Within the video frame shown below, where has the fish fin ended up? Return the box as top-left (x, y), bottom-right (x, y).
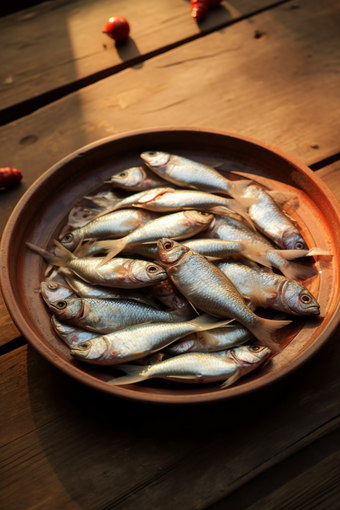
top-left (227, 179), bottom-right (255, 202)
top-left (94, 238), bottom-right (128, 266)
top-left (210, 203), bottom-right (255, 230)
top-left (279, 261), bottom-right (318, 281)
top-left (244, 285), bottom-right (276, 308)
top-left (220, 369), bottom-right (242, 389)
top-left (250, 318), bottom-right (291, 353)
top-left (277, 249), bottom-right (312, 260)
top-left (170, 305), bottom-right (198, 321)
top-left (197, 331), bottom-right (221, 347)
top-left (305, 248), bottom-right (332, 257)
top-left (239, 240), bottom-right (275, 268)
top-left (26, 240), bottom-right (73, 267)
top-left (189, 313), bottom-right (234, 332)
top-left (107, 364), bottom-right (149, 386)
top-left (267, 190), bottom-right (299, 209)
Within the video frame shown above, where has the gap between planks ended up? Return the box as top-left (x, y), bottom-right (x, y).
top-left (0, 0), bottom-right (291, 127)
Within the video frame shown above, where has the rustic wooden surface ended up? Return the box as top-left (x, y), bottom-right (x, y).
top-left (1, 0), bottom-right (340, 509)
top-left (0, 0), bottom-right (280, 114)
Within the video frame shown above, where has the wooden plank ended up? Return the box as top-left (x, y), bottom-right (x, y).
top-left (238, 452), bottom-right (340, 510)
top-left (1, 0), bottom-right (340, 234)
top-left (0, 0), bottom-right (280, 112)
top-left (0, 288), bottom-right (20, 347)
top-left (1, 319), bottom-right (340, 510)
top-left (317, 160), bottom-right (340, 201)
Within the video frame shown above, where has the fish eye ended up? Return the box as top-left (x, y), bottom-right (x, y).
top-left (300, 294), bottom-right (312, 304)
top-left (119, 172), bottom-right (127, 177)
top-left (56, 301), bottom-right (67, 309)
top-left (62, 233), bottom-right (73, 243)
top-left (199, 212), bottom-right (210, 216)
top-left (148, 151), bottom-right (157, 156)
top-left (295, 241), bottom-right (306, 250)
top-left (47, 283), bottom-right (59, 291)
top-left (249, 345), bottom-right (262, 352)
top-left (147, 265), bottom-right (158, 273)
top-left (163, 241), bottom-right (173, 250)
top-left (78, 343), bottom-right (89, 350)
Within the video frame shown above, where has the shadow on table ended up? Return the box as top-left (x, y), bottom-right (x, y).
top-left (115, 37), bottom-right (143, 69)
top-left (24, 336), bottom-right (332, 510)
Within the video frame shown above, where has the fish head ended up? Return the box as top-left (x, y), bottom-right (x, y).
top-left (70, 337), bottom-right (109, 362)
top-left (130, 259), bottom-right (167, 284)
top-left (108, 167), bottom-right (145, 188)
top-left (283, 281), bottom-right (320, 315)
top-left (157, 238), bottom-right (190, 265)
top-left (60, 230), bottom-right (83, 251)
top-left (228, 345), bottom-right (271, 365)
top-left (41, 281), bottom-right (74, 303)
top-left (48, 298), bottom-right (84, 321)
top-left (140, 151), bottom-right (171, 171)
top-left (183, 210), bottom-right (215, 228)
top-left (281, 230), bottom-right (308, 250)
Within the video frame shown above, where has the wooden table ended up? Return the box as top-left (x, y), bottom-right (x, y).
top-left (1, 1), bottom-right (340, 508)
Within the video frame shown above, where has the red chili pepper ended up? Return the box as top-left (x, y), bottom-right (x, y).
top-left (191, 0), bottom-right (209, 20)
top-left (0, 167), bottom-right (23, 189)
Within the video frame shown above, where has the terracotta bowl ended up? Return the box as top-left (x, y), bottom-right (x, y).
top-left (1, 128), bottom-right (340, 404)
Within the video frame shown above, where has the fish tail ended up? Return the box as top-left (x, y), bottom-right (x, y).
top-left (94, 238), bottom-right (128, 266)
top-left (280, 261), bottom-right (318, 281)
top-left (26, 240), bottom-right (73, 267)
top-left (189, 313), bottom-right (234, 332)
top-left (305, 247), bottom-right (332, 257)
top-left (250, 318), bottom-right (292, 352)
top-left (266, 190), bottom-right (299, 209)
top-left (107, 364), bottom-right (149, 386)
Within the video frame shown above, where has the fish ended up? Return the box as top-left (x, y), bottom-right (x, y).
top-left (27, 241), bottom-right (167, 289)
top-left (106, 166), bottom-right (169, 191)
top-left (51, 315), bottom-right (99, 347)
top-left (140, 152), bottom-right (252, 202)
top-left (40, 281), bottom-right (77, 304)
top-left (150, 279), bottom-right (189, 309)
top-left (166, 323), bottom-right (253, 354)
top-left (62, 269), bottom-right (161, 308)
top-left (99, 187), bottom-right (253, 225)
top-left (238, 184), bottom-right (309, 250)
top-left (92, 210), bottom-right (214, 264)
top-left (216, 261), bottom-right (321, 315)
top-left (107, 345), bottom-right (271, 388)
top-left (58, 209), bottom-right (159, 251)
top-left (186, 238), bottom-right (323, 281)
top-left (157, 238), bottom-right (292, 351)
top-left (200, 215), bottom-right (323, 280)
top-left (48, 297), bottom-right (196, 333)
top-left (70, 314), bottom-right (233, 365)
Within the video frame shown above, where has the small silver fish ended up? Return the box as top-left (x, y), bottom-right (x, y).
top-left (107, 166), bottom-right (169, 191)
top-left (240, 184), bottom-right (308, 250)
top-left (59, 209), bottom-right (159, 251)
top-left (166, 324), bottom-right (253, 354)
top-left (48, 297), bottom-right (196, 333)
top-left (157, 238), bottom-right (291, 351)
top-left (93, 210), bottom-right (214, 264)
top-left (104, 187), bottom-right (251, 222)
top-left (63, 270), bottom-right (160, 308)
top-left (107, 345), bottom-right (271, 388)
top-left (140, 152), bottom-right (251, 201)
top-left (70, 314), bottom-right (232, 365)
top-left (27, 241), bottom-right (167, 289)
top-left (216, 261), bottom-right (320, 315)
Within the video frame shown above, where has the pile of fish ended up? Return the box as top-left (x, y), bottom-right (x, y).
top-left (27, 152), bottom-right (329, 390)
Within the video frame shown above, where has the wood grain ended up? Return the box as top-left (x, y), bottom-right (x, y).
top-left (0, 289), bottom-right (20, 347)
top-left (1, 321), bottom-right (340, 510)
top-left (0, 0), bottom-right (279, 111)
top-left (1, 0), bottom-right (340, 234)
